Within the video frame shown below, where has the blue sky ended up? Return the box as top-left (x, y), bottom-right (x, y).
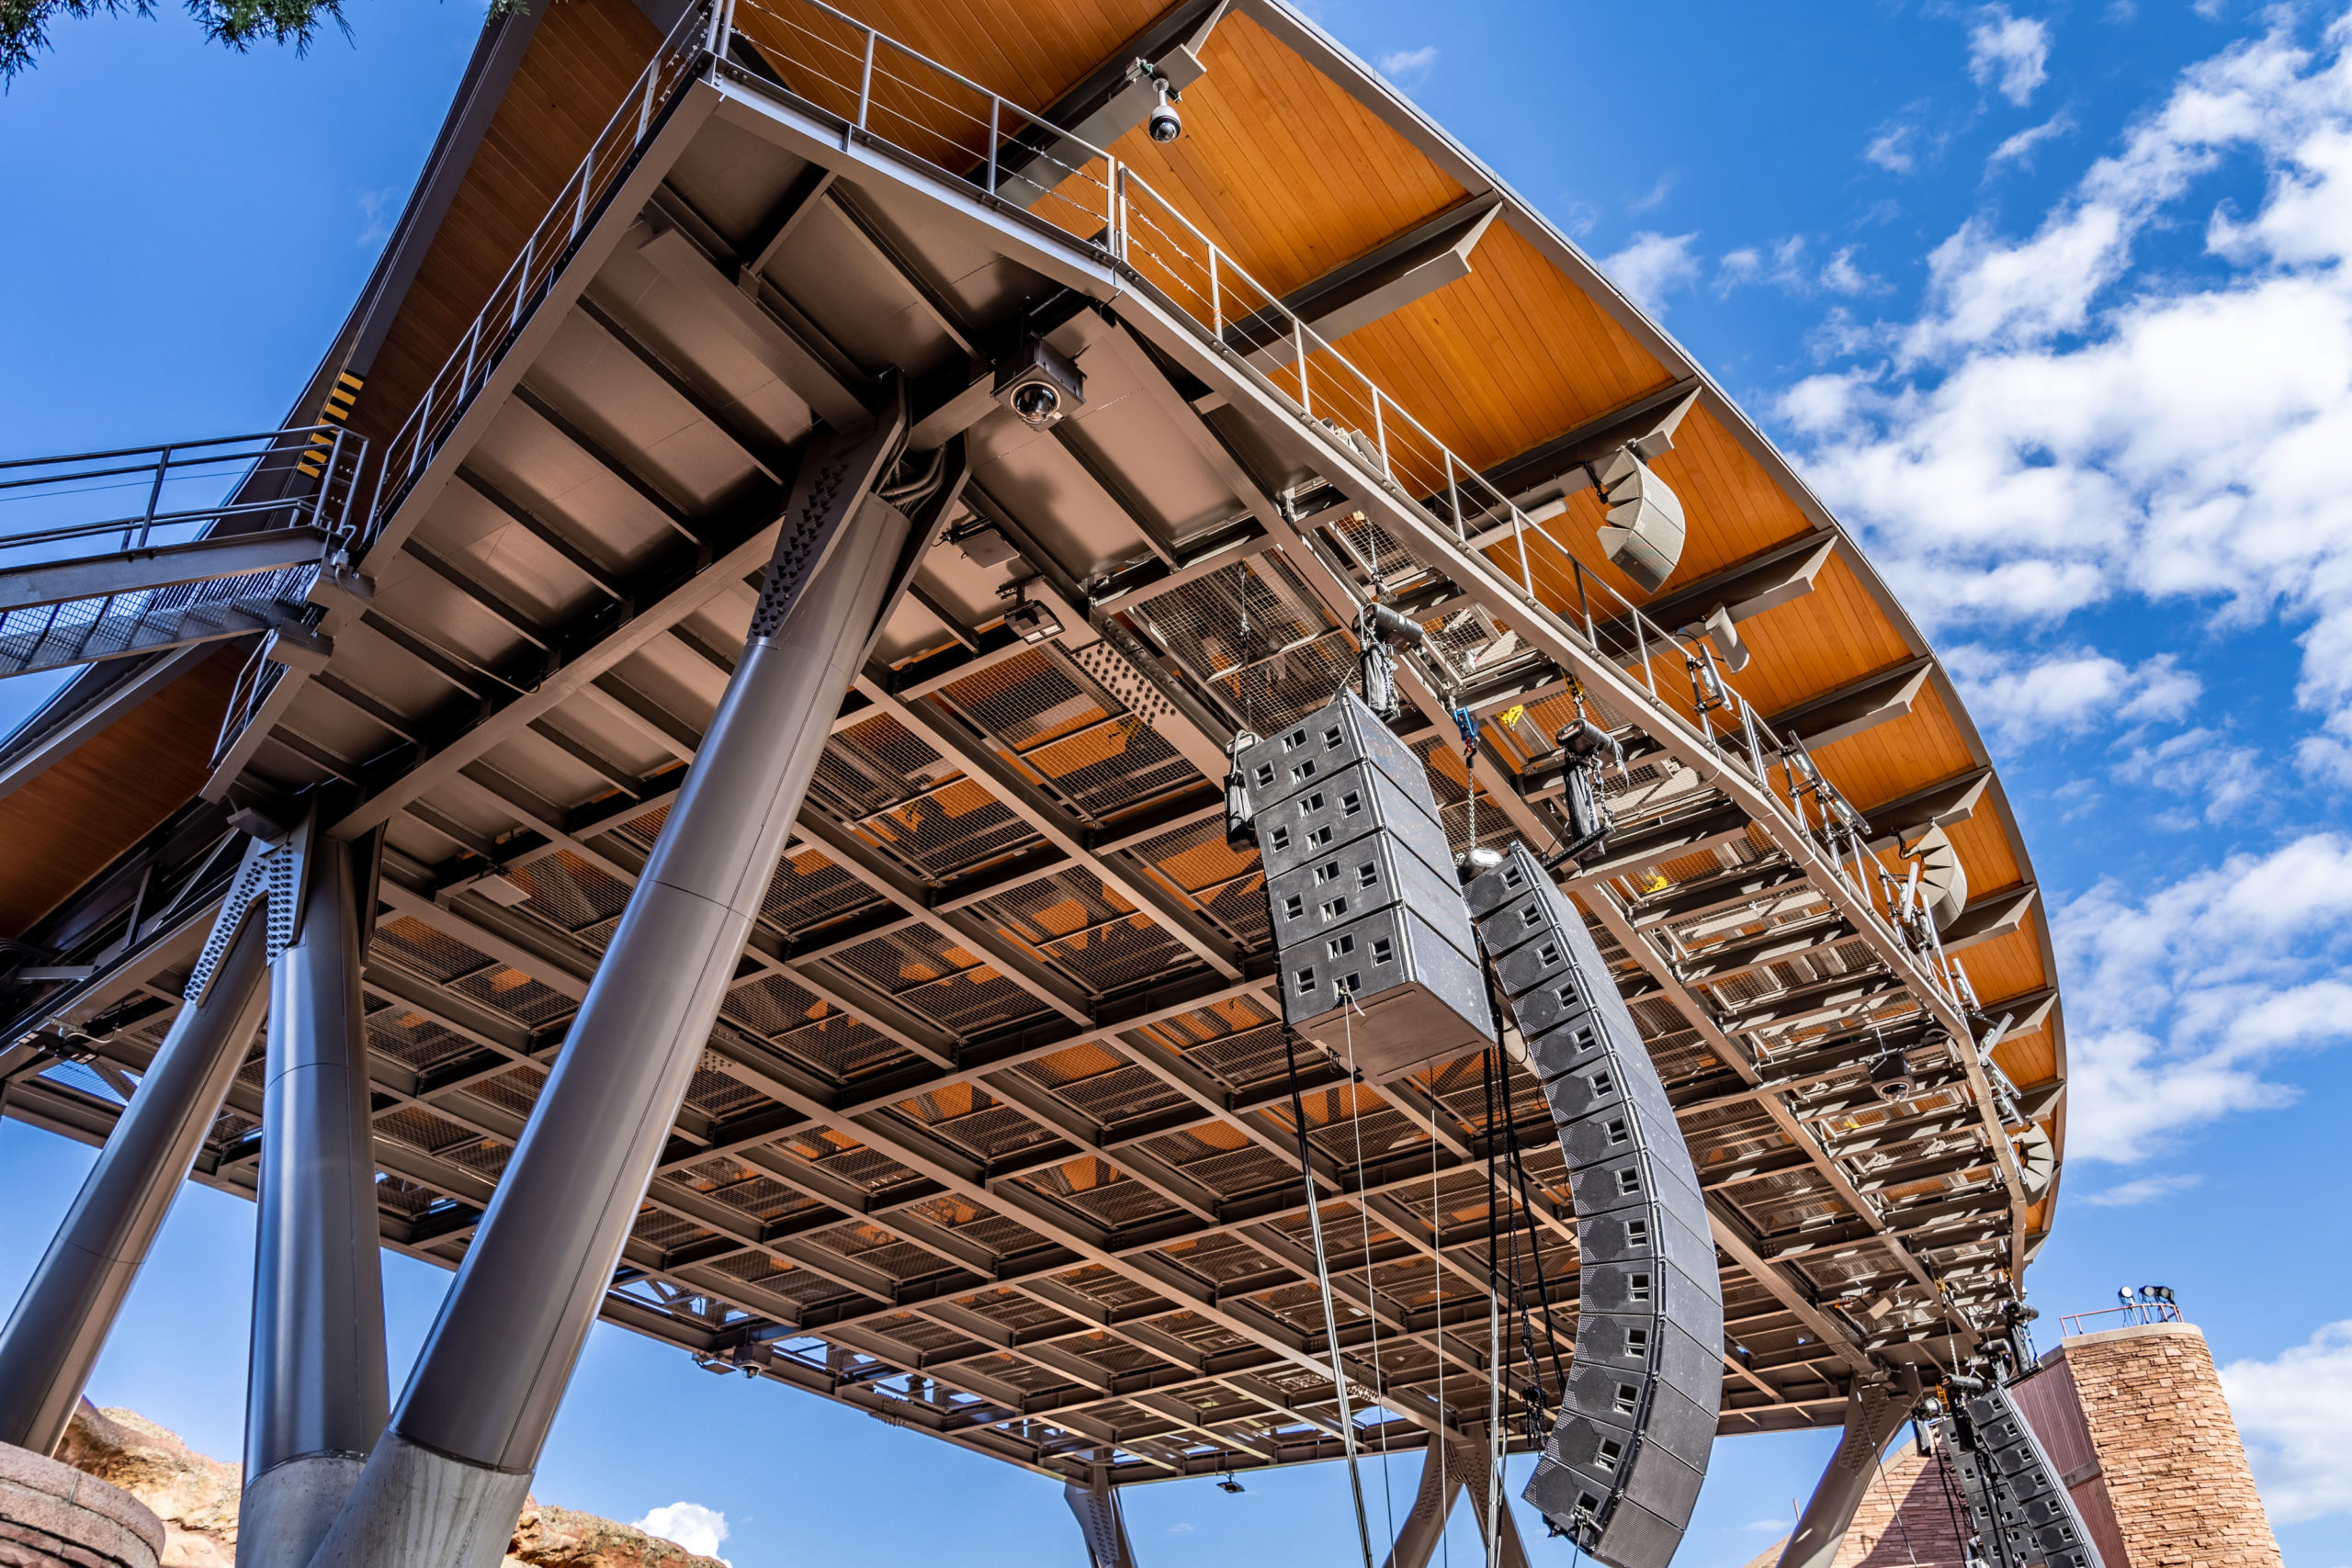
top-left (5, 2), bottom-right (2352, 1564)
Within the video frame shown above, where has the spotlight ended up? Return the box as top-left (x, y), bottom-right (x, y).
top-left (1216, 1475), bottom-right (1245, 1495)
top-left (1700, 603), bottom-right (1750, 673)
top-left (994, 333), bottom-right (1084, 429)
top-left (1002, 597), bottom-right (1062, 644)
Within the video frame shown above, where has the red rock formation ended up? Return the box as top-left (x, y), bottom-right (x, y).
top-left (56, 1405), bottom-right (727, 1568)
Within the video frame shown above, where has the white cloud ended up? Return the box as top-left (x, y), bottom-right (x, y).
top-left (634, 1502), bottom-right (729, 1562)
top-left (1942, 643), bottom-right (2199, 741)
top-left (1987, 111), bottom-right (2075, 172)
top-left (1970, 7), bottom-right (2053, 107)
top-left (1821, 246), bottom-right (1883, 295)
top-left (2054, 834), bottom-right (2352, 1160)
top-left (1375, 45), bottom-right (1437, 83)
top-left (1867, 119), bottom-right (1926, 175)
top-left (1714, 237), bottom-right (1883, 299)
top-left (2111, 726), bottom-right (2263, 822)
top-left (2075, 1171), bottom-right (2201, 1206)
top-left (2221, 1320), bottom-right (2352, 1523)
top-left (1783, 14), bottom-right (2352, 750)
top-left (1600, 231), bottom-right (1701, 315)
top-left (1629, 172), bottom-right (1676, 214)
top-left (356, 187), bottom-right (398, 251)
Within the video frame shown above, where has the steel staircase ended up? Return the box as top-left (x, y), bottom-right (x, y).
top-left (0, 427), bottom-right (368, 680)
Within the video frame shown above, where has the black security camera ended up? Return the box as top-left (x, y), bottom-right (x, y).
top-left (1148, 77), bottom-right (1182, 143)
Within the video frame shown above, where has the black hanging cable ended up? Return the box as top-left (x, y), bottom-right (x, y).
top-left (1496, 1111), bottom-right (1550, 1442)
top-left (1283, 1023), bottom-right (1378, 1568)
top-left (1498, 1085), bottom-right (1570, 1403)
top-left (1478, 960), bottom-right (1567, 1425)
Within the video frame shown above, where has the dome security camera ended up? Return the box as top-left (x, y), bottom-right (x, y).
top-left (1148, 78), bottom-right (1182, 143)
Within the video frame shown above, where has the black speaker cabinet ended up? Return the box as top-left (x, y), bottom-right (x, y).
top-left (1256, 692), bottom-right (1491, 1079)
top-left (1938, 1382), bottom-right (2106, 1568)
top-left (1469, 842), bottom-right (1721, 1568)
top-left (1264, 830), bottom-right (1474, 958)
top-left (1237, 688), bottom-right (1429, 818)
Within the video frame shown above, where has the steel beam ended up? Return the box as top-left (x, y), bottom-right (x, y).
top-left (0, 846), bottom-right (274, 1454)
top-left (1774, 1378), bottom-right (1917, 1568)
top-left (308, 410), bottom-right (911, 1568)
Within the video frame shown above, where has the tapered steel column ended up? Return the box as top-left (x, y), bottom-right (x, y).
top-left (1455, 1430), bottom-right (1530, 1568)
top-left (1065, 1476), bottom-right (1137, 1568)
top-left (239, 825), bottom-right (389, 1568)
top-left (1382, 1439), bottom-right (1466, 1568)
top-left (1775, 1380), bottom-right (1916, 1568)
top-left (307, 411), bottom-right (912, 1568)
top-left (0, 847), bottom-right (275, 1454)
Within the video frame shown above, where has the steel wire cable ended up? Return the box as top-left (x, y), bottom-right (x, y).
top-left (1283, 1022), bottom-right (1377, 1568)
top-left (1339, 1002), bottom-right (1399, 1551)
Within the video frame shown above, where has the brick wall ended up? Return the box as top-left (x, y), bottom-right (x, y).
top-left (2043, 1321), bottom-right (2282, 1568)
top-left (1829, 1443), bottom-right (1969, 1568)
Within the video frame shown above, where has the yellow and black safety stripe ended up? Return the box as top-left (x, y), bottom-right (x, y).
top-left (296, 369), bottom-right (365, 478)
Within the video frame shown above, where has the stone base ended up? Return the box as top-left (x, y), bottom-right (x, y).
top-left (0, 1440), bottom-right (164, 1568)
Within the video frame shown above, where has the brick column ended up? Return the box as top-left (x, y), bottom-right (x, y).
top-left (0, 1438), bottom-right (164, 1568)
top-left (2039, 1321), bottom-right (2281, 1568)
top-left (1830, 1444), bottom-right (1969, 1567)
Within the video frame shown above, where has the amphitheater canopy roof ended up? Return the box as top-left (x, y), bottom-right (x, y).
top-left (0, 0), bottom-right (2067, 1483)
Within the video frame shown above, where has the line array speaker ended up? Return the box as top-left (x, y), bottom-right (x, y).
top-left (1939, 1379), bottom-right (2105, 1568)
top-left (1242, 689), bottom-right (1492, 1078)
top-left (1469, 843), bottom-right (1721, 1568)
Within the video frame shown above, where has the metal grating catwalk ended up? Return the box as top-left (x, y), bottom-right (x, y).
top-left (0, 0), bottom-right (2060, 1497)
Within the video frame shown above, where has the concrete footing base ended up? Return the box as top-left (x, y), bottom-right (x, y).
top-left (0, 1439), bottom-right (164, 1568)
top-left (235, 1452), bottom-right (366, 1568)
top-left (301, 1431), bottom-right (530, 1568)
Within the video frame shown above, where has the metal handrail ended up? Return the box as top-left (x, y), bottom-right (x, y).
top-left (712, 0), bottom-right (1965, 1011)
top-left (0, 425), bottom-right (368, 559)
top-left (2059, 1299), bottom-right (2183, 1337)
top-left (369, 0), bottom-right (718, 522)
top-left (339, 0), bottom-right (1965, 1019)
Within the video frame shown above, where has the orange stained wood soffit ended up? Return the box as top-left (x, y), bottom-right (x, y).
top-left (0, 651), bottom-right (240, 940)
top-left (1732, 555), bottom-right (1920, 716)
top-left (346, 0), bottom-right (662, 449)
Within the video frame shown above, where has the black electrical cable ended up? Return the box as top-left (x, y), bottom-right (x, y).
top-left (1499, 1089), bottom-right (1570, 1400)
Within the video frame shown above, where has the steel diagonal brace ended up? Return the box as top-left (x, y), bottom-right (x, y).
top-left (1105, 291), bottom-right (2030, 1277)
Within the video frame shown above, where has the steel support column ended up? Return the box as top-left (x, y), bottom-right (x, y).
top-left (306, 407), bottom-right (912, 1568)
top-left (1774, 1380), bottom-right (1918, 1568)
top-left (1455, 1432), bottom-right (1530, 1568)
top-left (1065, 1473), bottom-right (1137, 1568)
top-left (1381, 1441), bottom-right (1465, 1568)
top-left (0, 845), bottom-right (275, 1454)
top-left (240, 821), bottom-right (390, 1568)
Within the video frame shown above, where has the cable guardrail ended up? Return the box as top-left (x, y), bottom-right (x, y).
top-left (0, 426), bottom-right (368, 682)
top-left (369, 0), bottom-right (718, 523)
top-left (713, 0), bottom-right (1971, 1017)
top-left (132, 0), bottom-right (1963, 1024)
top-left (0, 425), bottom-right (368, 561)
